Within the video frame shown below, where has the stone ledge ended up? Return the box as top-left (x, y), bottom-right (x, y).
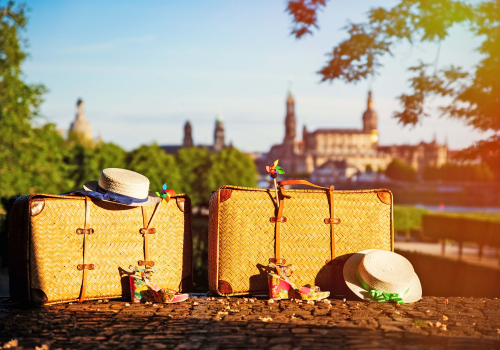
top-left (1, 296), bottom-right (500, 349)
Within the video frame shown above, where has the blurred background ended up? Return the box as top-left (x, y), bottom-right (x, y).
top-left (0, 0), bottom-right (499, 297)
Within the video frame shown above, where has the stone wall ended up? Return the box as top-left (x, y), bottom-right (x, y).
top-left (396, 249), bottom-right (500, 298)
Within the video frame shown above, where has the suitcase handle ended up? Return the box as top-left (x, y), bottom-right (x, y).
top-left (274, 179), bottom-right (336, 263)
top-left (278, 180), bottom-right (334, 191)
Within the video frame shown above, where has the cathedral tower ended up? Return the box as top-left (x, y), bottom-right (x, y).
top-left (284, 89), bottom-right (296, 142)
top-left (362, 91), bottom-right (379, 144)
top-left (182, 121), bottom-right (193, 148)
top-left (69, 98), bottom-right (93, 146)
top-left (213, 113), bottom-right (225, 152)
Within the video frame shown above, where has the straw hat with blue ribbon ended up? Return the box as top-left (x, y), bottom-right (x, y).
top-left (82, 168), bottom-right (161, 206)
top-left (343, 249), bottom-right (422, 303)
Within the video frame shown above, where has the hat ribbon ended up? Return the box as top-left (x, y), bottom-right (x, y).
top-left (356, 268), bottom-right (408, 304)
top-left (63, 187), bottom-right (149, 205)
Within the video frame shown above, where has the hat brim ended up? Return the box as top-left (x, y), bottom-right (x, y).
top-left (83, 181), bottom-right (161, 206)
top-left (343, 249), bottom-right (422, 303)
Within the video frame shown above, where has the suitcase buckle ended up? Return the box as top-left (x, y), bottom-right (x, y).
top-left (269, 258), bottom-right (286, 265)
top-left (270, 217), bottom-right (287, 223)
top-left (77, 264), bottom-right (95, 270)
top-left (76, 228), bottom-right (94, 234)
top-left (140, 228), bottom-right (156, 235)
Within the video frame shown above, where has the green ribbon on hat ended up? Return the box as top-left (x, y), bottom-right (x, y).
top-left (356, 269), bottom-right (409, 304)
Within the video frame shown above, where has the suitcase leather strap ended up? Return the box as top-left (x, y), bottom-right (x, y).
top-left (274, 181), bottom-right (337, 263)
top-left (326, 186), bottom-right (336, 262)
top-left (140, 203), bottom-right (161, 267)
top-left (78, 196), bottom-right (93, 303)
top-left (273, 190), bottom-right (286, 261)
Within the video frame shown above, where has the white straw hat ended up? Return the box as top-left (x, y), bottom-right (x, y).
top-left (83, 168), bottom-right (161, 206)
top-left (343, 249), bottom-right (422, 303)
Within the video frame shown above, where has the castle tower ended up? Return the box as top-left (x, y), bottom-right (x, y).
top-left (362, 91), bottom-right (379, 144)
top-left (182, 120), bottom-right (193, 148)
top-left (69, 98), bottom-right (93, 145)
top-left (282, 89), bottom-right (297, 161)
top-left (213, 113), bottom-right (225, 152)
top-left (284, 89), bottom-right (296, 142)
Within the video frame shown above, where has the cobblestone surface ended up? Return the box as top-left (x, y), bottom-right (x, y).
top-left (1, 295), bottom-right (500, 349)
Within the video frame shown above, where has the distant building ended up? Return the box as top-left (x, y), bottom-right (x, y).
top-left (259, 89), bottom-right (392, 177)
top-left (378, 139), bottom-right (448, 173)
top-left (310, 160), bottom-right (359, 183)
top-left (69, 98), bottom-right (93, 145)
top-left (213, 114), bottom-right (225, 152)
top-left (161, 113), bottom-right (227, 155)
top-left (182, 121), bottom-right (194, 148)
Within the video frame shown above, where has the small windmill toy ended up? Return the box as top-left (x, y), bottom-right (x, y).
top-left (156, 183), bottom-right (175, 204)
top-left (266, 159), bottom-right (285, 209)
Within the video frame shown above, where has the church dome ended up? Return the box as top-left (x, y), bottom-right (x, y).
top-left (70, 97), bottom-right (93, 142)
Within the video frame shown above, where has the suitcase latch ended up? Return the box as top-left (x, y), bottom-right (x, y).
top-left (140, 228), bottom-right (156, 235)
top-left (270, 217), bottom-right (287, 223)
top-left (76, 228), bottom-right (94, 234)
top-left (77, 264), bottom-right (95, 270)
top-left (269, 258), bottom-right (286, 265)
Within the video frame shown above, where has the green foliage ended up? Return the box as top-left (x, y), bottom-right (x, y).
top-left (1, 123), bottom-right (74, 197)
top-left (423, 163), bottom-right (494, 182)
top-left (127, 143), bottom-right (182, 194)
top-left (176, 146), bottom-right (258, 207)
top-left (423, 212), bottom-right (500, 245)
top-left (206, 147), bottom-right (258, 199)
top-left (385, 159), bottom-right (417, 182)
top-left (175, 147), bottom-right (211, 207)
top-left (365, 164), bottom-right (373, 173)
top-left (0, 2), bottom-right (73, 201)
top-left (68, 141), bottom-right (128, 190)
top-left (393, 205), bottom-right (429, 232)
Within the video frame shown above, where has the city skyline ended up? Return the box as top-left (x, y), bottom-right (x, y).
top-left (22, 0), bottom-right (489, 152)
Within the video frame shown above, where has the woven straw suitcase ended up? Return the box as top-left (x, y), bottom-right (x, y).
top-left (208, 180), bottom-right (394, 297)
top-left (9, 193), bottom-right (193, 305)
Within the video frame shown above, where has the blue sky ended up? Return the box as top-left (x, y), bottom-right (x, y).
top-left (22, 0), bottom-right (488, 152)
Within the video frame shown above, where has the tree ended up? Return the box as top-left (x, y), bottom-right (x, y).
top-left (67, 141), bottom-right (127, 190)
top-left (385, 159), bottom-right (417, 182)
top-left (176, 146), bottom-right (258, 208)
top-left (126, 143), bottom-right (182, 194)
top-left (175, 147), bottom-right (211, 208)
top-left (423, 163), bottom-right (494, 182)
top-left (286, 0), bottom-right (500, 177)
top-left (206, 147), bottom-right (258, 202)
top-left (0, 2), bottom-right (72, 201)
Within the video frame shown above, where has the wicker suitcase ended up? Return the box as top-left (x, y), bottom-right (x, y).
top-left (9, 193), bottom-right (193, 305)
top-left (208, 180), bottom-right (394, 297)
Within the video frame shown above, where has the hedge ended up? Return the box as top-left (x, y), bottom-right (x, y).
top-left (423, 212), bottom-right (500, 246)
top-left (393, 205), bottom-right (429, 232)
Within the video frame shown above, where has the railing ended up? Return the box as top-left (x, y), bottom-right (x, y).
top-left (423, 212), bottom-right (500, 262)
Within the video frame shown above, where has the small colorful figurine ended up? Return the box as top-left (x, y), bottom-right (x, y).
top-left (129, 265), bottom-right (188, 303)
